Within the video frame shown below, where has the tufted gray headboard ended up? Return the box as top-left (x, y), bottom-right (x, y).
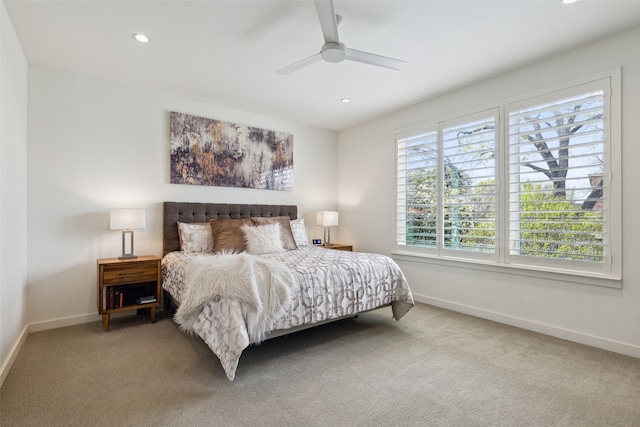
top-left (163, 202), bottom-right (298, 256)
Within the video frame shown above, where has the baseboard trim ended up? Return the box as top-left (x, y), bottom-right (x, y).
top-left (0, 324), bottom-right (28, 389)
top-left (28, 310), bottom-right (145, 333)
top-left (28, 313), bottom-right (103, 333)
top-left (414, 294), bottom-right (640, 359)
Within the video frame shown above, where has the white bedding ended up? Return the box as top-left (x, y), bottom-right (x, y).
top-left (162, 246), bottom-right (414, 380)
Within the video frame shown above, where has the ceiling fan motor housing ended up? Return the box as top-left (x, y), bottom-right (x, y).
top-left (321, 42), bottom-right (346, 63)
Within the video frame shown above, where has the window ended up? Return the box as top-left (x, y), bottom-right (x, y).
top-left (396, 73), bottom-right (621, 282)
top-left (397, 110), bottom-right (498, 262)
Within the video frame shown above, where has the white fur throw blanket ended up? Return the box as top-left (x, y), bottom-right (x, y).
top-left (174, 252), bottom-right (294, 344)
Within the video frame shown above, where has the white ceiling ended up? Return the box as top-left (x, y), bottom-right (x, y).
top-left (6, 0), bottom-right (640, 131)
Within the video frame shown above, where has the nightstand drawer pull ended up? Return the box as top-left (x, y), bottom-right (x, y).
top-left (102, 264), bottom-right (158, 284)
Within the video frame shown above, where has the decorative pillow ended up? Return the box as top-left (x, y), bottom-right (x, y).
top-left (251, 216), bottom-right (297, 250)
top-left (177, 222), bottom-right (213, 253)
top-left (210, 218), bottom-right (254, 253)
top-left (241, 223), bottom-right (285, 255)
top-left (290, 218), bottom-right (309, 246)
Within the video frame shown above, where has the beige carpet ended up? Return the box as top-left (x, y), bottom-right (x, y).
top-left (1, 303), bottom-right (639, 427)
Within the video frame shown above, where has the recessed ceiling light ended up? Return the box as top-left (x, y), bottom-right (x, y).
top-left (562, 0), bottom-right (578, 4)
top-left (341, 98), bottom-right (351, 103)
top-left (133, 33), bottom-right (150, 43)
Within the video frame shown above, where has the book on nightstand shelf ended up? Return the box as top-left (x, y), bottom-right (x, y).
top-left (105, 286), bottom-right (124, 309)
top-left (136, 295), bottom-right (157, 304)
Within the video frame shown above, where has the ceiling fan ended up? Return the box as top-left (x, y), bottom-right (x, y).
top-left (276, 0), bottom-right (405, 75)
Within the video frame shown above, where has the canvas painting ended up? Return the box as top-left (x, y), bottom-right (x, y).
top-left (170, 112), bottom-right (293, 190)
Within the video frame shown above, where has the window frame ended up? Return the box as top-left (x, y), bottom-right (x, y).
top-left (394, 69), bottom-right (622, 287)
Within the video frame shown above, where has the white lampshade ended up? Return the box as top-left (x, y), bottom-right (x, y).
top-left (110, 209), bottom-right (146, 230)
top-left (316, 211), bottom-right (339, 227)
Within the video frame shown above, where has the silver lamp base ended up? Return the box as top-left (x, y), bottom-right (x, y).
top-left (119, 230), bottom-right (138, 259)
top-left (323, 227), bottom-right (332, 246)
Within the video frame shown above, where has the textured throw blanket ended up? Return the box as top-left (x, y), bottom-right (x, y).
top-left (174, 252), bottom-right (294, 344)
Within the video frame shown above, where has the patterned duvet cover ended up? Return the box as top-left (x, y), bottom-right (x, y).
top-left (162, 246), bottom-right (414, 380)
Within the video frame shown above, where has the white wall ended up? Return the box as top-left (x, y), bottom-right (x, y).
top-left (26, 66), bottom-right (337, 330)
top-left (0, 1), bottom-right (28, 385)
top-left (337, 27), bottom-right (640, 357)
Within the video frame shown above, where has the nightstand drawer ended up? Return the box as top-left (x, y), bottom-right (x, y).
top-left (102, 261), bottom-right (158, 284)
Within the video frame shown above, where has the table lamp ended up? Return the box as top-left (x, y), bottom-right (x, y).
top-left (316, 211), bottom-right (339, 246)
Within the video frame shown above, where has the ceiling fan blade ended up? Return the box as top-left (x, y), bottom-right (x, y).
top-left (314, 0), bottom-right (340, 44)
top-left (275, 53), bottom-right (322, 75)
top-left (345, 48), bottom-right (405, 71)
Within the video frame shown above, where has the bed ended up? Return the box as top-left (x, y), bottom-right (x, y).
top-left (162, 201), bottom-right (414, 380)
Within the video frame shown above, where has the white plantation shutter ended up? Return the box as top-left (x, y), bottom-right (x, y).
top-left (441, 114), bottom-right (497, 255)
top-left (397, 127), bottom-right (439, 250)
top-left (507, 80), bottom-right (609, 271)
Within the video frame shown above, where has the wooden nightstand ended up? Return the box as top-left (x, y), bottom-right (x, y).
top-left (97, 255), bottom-right (161, 332)
top-left (320, 243), bottom-right (353, 251)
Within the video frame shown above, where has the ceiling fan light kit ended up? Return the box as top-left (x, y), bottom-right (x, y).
top-left (276, 0), bottom-right (405, 75)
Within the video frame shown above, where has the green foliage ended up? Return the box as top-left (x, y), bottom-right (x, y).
top-left (516, 182), bottom-right (603, 262)
top-left (405, 169), bottom-right (437, 247)
top-left (405, 177), bottom-right (603, 262)
top-left (405, 167), bottom-right (495, 251)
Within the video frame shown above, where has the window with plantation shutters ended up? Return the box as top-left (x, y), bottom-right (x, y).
top-left (396, 110), bottom-right (498, 261)
top-left (507, 80), bottom-right (612, 273)
top-left (396, 72), bottom-right (621, 284)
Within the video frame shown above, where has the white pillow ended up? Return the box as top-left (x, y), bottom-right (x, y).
top-left (177, 222), bottom-right (213, 253)
top-left (290, 218), bottom-right (310, 246)
top-left (241, 223), bottom-right (285, 255)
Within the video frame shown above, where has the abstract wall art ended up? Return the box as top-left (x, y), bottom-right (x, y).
top-left (170, 112), bottom-right (293, 190)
